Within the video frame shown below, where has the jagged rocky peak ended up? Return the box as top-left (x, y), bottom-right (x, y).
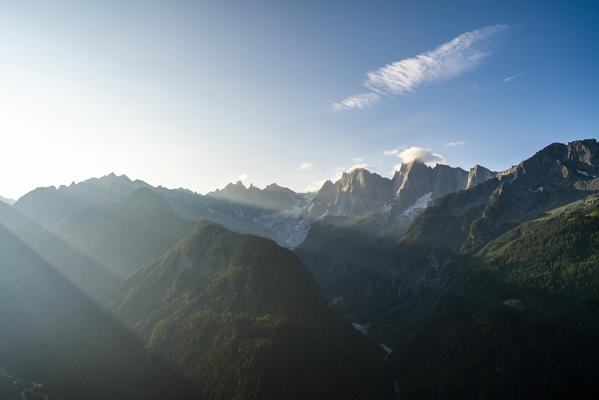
top-left (207, 180), bottom-right (307, 213)
top-left (431, 163), bottom-right (469, 193)
top-left (498, 139), bottom-right (599, 188)
top-left (308, 160), bottom-right (495, 220)
top-left (467, 165), bottom-right (498, 189)
top-left (567, 139), bottom-right (599, 167)
top-left (219, 180), bottom-right (247, 193)
top-left (307, 169), bottom-right (393, 218)
top-left (72, 172), bottom-right (149, 192)
top-left (318, 180), bottom-right (337, 195)
top-left (390, 160), bottom-right (469, 210)
top-left (336, 169), bottom-right (392, 214)
top-left (339, 168), bottom-right (391, 194)
top-left (210, 181), bottom-right (295, 198)
top-left (391, 161), bottom-right (434, 206)
top-left (104, 172), bottom-right (132, 182)
top-left (13, 172), bottom-right (152, 228)
top-left (264, 182), bottom-right (291, 193)
top-left (208, 181), bottom-right (250, 201)
top-left (391, 160), bottom-right (431, 194)
top-left (308, 180), bottom-right (337, 214)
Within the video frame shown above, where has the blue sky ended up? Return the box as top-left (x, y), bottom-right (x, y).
top-left (0, 0), bottom-right (597, 198)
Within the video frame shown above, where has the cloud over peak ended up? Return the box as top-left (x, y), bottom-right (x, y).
top-left (348, 162), bottom-right (370, 172)
top-left (332, 24), bottom-right (506, 111)
top-left (298, 162), bottom-right (314, 171)
top-left (238, 174), bottom-right (249, 183)
top-left (395, 146), bottom-right (446, 168)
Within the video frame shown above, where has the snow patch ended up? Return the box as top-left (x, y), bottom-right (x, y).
top-left (380, 344), bottom-right (393, 354)
top-left (331, 296), bottom-right (343, 305)
top-left (402, 192), bottom-right (433, 217)
top-left (534, 186), bottom-right (544, 192)
top-left (429, 254), bottom-right (439, 269)
top-left (380, 343), bottom-right (393, 361)
top-left (352, 322), bottom-right (370, 335)
top-left (577, 169), bottom-right (589, 177)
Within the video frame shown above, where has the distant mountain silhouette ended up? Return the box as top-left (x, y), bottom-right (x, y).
top-left (0, 195), bottom-right (15, 205)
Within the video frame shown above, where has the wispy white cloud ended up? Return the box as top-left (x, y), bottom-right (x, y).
top-left (332, 25), bottom-right (507, 110)
top-left (330, 92), bottom-right (380, 111)
top-left (352, 157), bottom-right (364, 163)
top-left (383, 148), bottom-right (399, 156)
top-left (445, 141), bottom-right (466, 147)
top-left (504, 72), bottom-right (523, 82)
top-left (298, 162), bottom-right (314, 171)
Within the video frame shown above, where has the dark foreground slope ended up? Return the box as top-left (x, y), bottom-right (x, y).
top-left (296, 213), bottom-right (400, 298)
top-left (112, 221), bottom-right (390, 400)
top-left (335, 140), bottom-right (599, 399)
top-left (0, 223), bottom-right (195, 400)
top-left (341, 140), bottom-right (599, 318)
top-left (384, 196), bottom-right (599, 399)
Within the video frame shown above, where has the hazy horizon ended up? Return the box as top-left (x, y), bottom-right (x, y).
top-left (1, 1), bottom-right (597, 198)
top-left (1, 135), bottom-right (594, 201)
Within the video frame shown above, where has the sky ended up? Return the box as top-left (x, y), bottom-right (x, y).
top-left (0, 0), bottom-right (598, 199)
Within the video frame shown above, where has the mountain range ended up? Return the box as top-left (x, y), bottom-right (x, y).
top-left (13, 158), bottom-right (496, 255)
top-left (332, 139), bottom-right (599, 398)
top-left (0, 139), bottom-right (598, 399)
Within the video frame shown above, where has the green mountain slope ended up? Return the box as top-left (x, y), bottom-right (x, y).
top-left (350, 197), bottom-right (599, 399)
top-left (316, 140), bottom-right (599, 398)
top-left (340, 140), bottom-right (599, 320)
top-left (382, 196), bottom-right (599, 399)
top-left (112, 221), bottom-right (390, 400)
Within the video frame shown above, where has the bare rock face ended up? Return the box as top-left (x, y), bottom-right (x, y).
top-left (391, 161), bottom-right (435, 210)
top-left (401, 139), bottom-right (599, 254)
top-left (467, 165), bottom-right (498, 189)
top-left (307, 161), bottom-right (477, 221)
top-left (568, 139), bottom-right (599, 166)
top-left (308, 180), bottom-right (338, 217)
top-left (497, 139), bottom-right (599, 191)
top-left (331, 169), bottom-right (392, 216)
top-left (431, 164), bottom-right (470, 198)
